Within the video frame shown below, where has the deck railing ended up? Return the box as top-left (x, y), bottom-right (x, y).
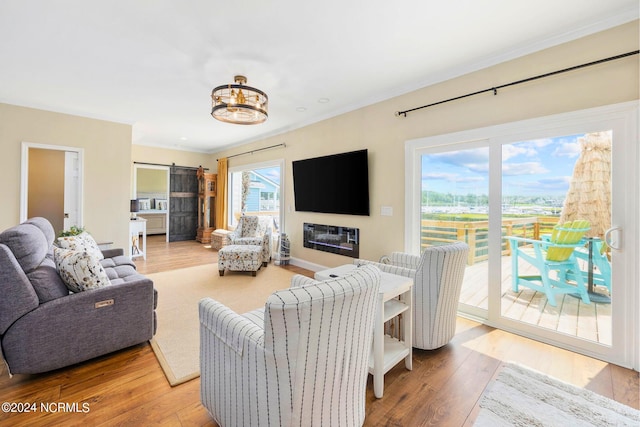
top-left (421, 216), bottom-right (560, 265)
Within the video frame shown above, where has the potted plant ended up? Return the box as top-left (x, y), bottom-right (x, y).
top-left (58, 225), bottom-right (85, 238)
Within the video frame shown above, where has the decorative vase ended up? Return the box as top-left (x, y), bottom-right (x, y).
top-left (279, 233), bottom-right (290, 266)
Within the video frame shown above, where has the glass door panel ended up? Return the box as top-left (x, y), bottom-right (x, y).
top-left (421, 147), bottom-right (490, 314)
top-left (228, 165), bottom-right (282, 233)
top-left (501, 131), bottom-right (612, 346)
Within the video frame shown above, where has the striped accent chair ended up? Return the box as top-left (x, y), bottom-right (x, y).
top-left (199, 264), bottom-right (381, 427)
top-left (355, 242), bottom-right (469, 350)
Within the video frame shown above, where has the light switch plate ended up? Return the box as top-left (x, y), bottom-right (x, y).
top-left (380, 206), bottom-right (393, 216)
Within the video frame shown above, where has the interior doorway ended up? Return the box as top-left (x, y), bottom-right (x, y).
top-left (20, 142), bottom-right (83, 234)
top-left (133, 163), bottom-right (171, 241)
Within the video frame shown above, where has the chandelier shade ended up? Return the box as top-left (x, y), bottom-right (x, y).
top-left (211, 75), bottom-right (268, 125)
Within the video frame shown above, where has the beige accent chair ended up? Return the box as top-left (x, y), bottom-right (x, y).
top-left (355, 242), bottom-right (469, 350)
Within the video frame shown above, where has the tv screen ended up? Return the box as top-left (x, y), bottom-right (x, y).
top-left (292, 149), bottom-right (370, 216)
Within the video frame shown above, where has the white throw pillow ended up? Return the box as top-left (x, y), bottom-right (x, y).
top-left (54, 247), bottom-right (111, 292)
top-left (57, 231), bottom-right (104, 260)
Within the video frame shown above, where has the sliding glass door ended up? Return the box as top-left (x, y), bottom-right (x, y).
top-left (406, 103), bottom-right (637, 367)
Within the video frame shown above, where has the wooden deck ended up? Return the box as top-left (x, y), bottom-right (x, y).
top-left (459, 255), bottom-right (612, 345)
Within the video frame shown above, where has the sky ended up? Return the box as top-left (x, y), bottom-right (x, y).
top-left (253, 167), bottom-right (281, 185)
top-left (421, 131), bottom-right (611, 198)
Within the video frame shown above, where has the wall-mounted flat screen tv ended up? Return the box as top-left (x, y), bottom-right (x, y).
top-left (292, 149), bottom-right (370, 216)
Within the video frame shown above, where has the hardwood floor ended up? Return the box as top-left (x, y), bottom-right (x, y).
top-left (1, 235), bottom-right (637, 426)
top-left (132, 235), bottom-right (220, 275)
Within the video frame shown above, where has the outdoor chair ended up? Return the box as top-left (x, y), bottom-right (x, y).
top-left (572, 239), bottom-right (612, 295)
top-left (506, 220), bottom-right (591, 307)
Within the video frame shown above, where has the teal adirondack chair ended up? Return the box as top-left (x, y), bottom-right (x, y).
top-left (571, 239), bottom-right (612, 294)
top-left (507, 220), bottom-right (591, 307)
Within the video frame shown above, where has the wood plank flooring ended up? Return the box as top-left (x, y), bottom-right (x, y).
top-left (1, 235), bottom-right (637, 426)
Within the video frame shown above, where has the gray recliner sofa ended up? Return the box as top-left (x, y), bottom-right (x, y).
top-left (0, 217), bottom-right (157, 375)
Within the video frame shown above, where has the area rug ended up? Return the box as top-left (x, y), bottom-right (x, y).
top-left (148, 263), bottom-right (297, 386)
top-left (474, 362), bottom-right (640, 426)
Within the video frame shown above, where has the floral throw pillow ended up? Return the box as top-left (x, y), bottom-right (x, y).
top-left (57, 231), bottom-right (104, 260)
top-left (54, 247), bottom-right (111, 293)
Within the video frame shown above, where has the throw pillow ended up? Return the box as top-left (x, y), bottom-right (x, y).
top-left (57, 231), bottom-right (104, 260)
top-left (54, 247), bottom-right (111, 293)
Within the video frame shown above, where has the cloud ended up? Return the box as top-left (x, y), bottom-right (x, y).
top-left (429, 149), bottom-right (488, 166)
top-left (552, 140), bottom-right (580, 158)
top-left (513, 176), bottom-right (571, 193)
top-left (423, 171), bottom-right (484, 183)
top-left (537, 176), bottom-right (572, 190)
top-left (502, 162), bottom-right (549, 176)
top-left (426, 148), bottom-right (489, 174)
top-left (503, 138), bottom-right (558, 159)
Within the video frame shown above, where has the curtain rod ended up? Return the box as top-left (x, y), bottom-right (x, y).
top-left (217, 143), bottom-right (286, 161)
top-left (396, 50), bottom-right (640, 118)
top-left (133, 161), bottom-right (208, 171)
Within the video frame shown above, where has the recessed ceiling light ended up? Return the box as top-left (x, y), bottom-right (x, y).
top-left (296, 107), bottom-right (307, 112)
top-left (318, 98), bottom-right (330, 103)
top-left (180, 136), bottom-right (187, 141)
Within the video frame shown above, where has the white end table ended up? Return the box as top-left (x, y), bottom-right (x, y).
top-left (315, 264), bottom-right (413, 398)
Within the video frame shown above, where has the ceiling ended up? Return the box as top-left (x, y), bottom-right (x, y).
top-left (1, 1), bottom-right (637, 153)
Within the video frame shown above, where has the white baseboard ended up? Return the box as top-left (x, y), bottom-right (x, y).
top-left (288, 257), bottom-right (328, 272)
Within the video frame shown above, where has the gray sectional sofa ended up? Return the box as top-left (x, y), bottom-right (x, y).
top-left (0, 217), bottom-right (157, 375)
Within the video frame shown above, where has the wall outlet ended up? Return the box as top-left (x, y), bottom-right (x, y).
top-left (380, 206), bottom-right (393, 216)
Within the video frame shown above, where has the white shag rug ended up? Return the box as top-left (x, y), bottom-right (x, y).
top-left (475, 363), bottom-right (640, 426)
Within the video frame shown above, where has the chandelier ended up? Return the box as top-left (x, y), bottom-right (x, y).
top-left (211, 75), bottom-right (268, 125)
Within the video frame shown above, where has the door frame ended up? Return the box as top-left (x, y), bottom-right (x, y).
top-left (405, 101), bottom-right (639, 370)
top-left (20, 141), bottom-right (84, 227)
top-left (133, 163), bottom-right (171, 242)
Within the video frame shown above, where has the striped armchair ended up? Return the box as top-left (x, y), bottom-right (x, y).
top-left (355, 242), bottom-right (469, 350)
top-left (199, 264), bottom-right (381, 427)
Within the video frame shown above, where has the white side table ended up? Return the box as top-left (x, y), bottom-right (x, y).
top-left (129, 218), bottom-right (147, 260)
top-left (315, 264), bottom-right (413, 398)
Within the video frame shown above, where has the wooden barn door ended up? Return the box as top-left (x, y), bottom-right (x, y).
top-left (169, 166), bottom-right (198, 242)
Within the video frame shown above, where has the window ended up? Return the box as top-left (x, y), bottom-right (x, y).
top-left (228, 160), bottom-right (284, 234)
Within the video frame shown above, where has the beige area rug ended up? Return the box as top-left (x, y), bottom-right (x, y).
top-left (148, 263), bottom-right (297, 386)
top-left (474, 362), bottom-right (640, 426)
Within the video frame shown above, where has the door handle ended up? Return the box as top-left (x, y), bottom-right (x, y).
top-left (604, 227), bottom-right (622, 251)
top-left (64, 213), bottom-right (70, 218)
